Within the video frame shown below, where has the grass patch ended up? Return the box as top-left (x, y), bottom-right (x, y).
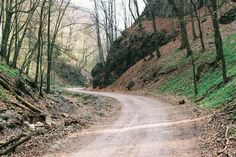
top-left (157, 33), bottom-right (236, 108)
top-left (0, 64), bottom-right (19, 78)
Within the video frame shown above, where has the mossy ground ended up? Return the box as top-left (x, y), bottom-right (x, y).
top-left (157, 33), bottom-right (236, 108)
top-left (0, 63), bottom-right (19, 100)
top-left (0, 63), bottom-right (19, 78)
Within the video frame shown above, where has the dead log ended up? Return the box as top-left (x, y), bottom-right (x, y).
top-left (0, 134), bottom-right (24, 149)
top-left (0, 78), bottom-right (51, 125)
top-left (0, 78), bottom-right (42, 113)
top-left (15, 78), bottom-right (38, 102)
top-left (0, 134), bottom-right (31, 156)
top-left (6, 100), bottom-right (32, 112)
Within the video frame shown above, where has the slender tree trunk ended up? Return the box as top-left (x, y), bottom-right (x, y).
top-left (39, 38), bottom-right (44, 96)
top-left (12, 0), bottom-right (18, 68)
top-left (35, 0), bottom-right (46, 85)
top-left (46, 0), bottom-right (52, 93)
top-left (114, 0), bottom-right (118, 39)
top-left (94, 0), bottom-right (105, 64)
top-left (128, 0), bottom-right (136, 22)
top-left (210, 0), bottom-right (227, 83)
top-left (0, 0), bottom-right (5, 37)
top-left (190, 5), bottom-right (197, 41)
top-left (12, 0), bottom-right (38, 68)
top-left (179, 16), bottom-right (192, 57)
top-left (168, 0), bottom-right (192, 57)
top-left (0, 0), bottom-right (13, 60)
top-left (190, 0), bottom-right (205, 52)
top-left (122, 0), bottom-right (128, 29)
top-left (46, 0), bottom-right (70, 93)
top-left (149, 0), bottom-right (160, 58)
top-left (133, 0), bottom-right (143, 31)
top-left (190, 51), bottom-right (198, 95)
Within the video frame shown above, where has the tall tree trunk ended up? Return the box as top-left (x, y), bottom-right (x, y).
top-left (12, 0), bottom-right (18, 68)
top-left (149, 0), bottom-right (161, 58)
top-left (128, 0), bottom-right (136, 22)
top-left (35, 0), bottom-right (46, 85)
top-left (46, 0), bottom-right (70, 93)
top-left (46, 0), bottom-right (52, 93)
top-left (114, 0), bottom-right (118, 39)
top-left (0, 0), bottom-right (5, 36)
top-left (190, 0), bottom-right (205, 52)
top-left (168, 0), bottom-right (192, 57)
top-left (12, 0), bottom-right (38, 68)
top-left (0, 0), bottom-right (13, 60)
top-left (190, 51), bottom-right (198, 95)
top-left (94, 0), bottom-right (105, 64)
top-left (133, 0), bottom-right (143, 31)
top-left (210, 0), bottom-right (227, 83)
top-left (122, 0), bottom-right (128, 29)
top-left (39, 38), bottom-right (44, 96)
top-left (190, 5), bottom-right (197, 41)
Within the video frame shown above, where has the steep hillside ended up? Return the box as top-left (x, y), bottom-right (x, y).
top-left (0, 63), bottom-right (112, 156)
top-left (109, 7), bottom-right (236, 108)
top-left (92, 29), bottom-right (176, 88)
top-left (104, 4), bottom-right (236, 157)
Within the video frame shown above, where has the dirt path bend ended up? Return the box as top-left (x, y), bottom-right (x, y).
top-left (45, 88), bottom-right (204, 157)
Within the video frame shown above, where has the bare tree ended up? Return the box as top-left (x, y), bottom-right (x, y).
top-left (93, 0), bottom-right (105, 65)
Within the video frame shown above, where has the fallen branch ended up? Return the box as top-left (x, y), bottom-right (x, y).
top-left (0, 134), bottom-right (24, 149)
top-left (0, 78), bottom-right (51, 125)
top-left (4, 100), bottom-right (32, 112)
top-left (0, 134), bottom-right (31, 156)
top-left (0, 78), bottom-right (42, 113)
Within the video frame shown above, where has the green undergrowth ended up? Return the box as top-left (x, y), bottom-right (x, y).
top-left (0, 64), bottom-right (19, 101)
top-left (0, 63), bottom-right (19, 78)
top-left (157, 33), bottom-right (236, 108)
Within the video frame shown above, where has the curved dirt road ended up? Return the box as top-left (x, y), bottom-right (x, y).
top-left (45, 88), bottom-right (203, 157)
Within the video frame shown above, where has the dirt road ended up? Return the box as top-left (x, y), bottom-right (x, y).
top-left (45, 88), bottom-right (203, 157)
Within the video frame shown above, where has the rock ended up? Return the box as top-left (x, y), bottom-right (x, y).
top-left (35, 122), bottom-right (47, 134)
top-left (179, 100), bottom-right (185, 104)
top-left (61, 113), bottom-right (69, 118)
top-left (126, 80), bottom-right (135, 91)
top-left (23, 121), bottom-right (35, 132)
top-left (52, 120), bottom-right (64, 128)
top-left (65, 126), bottom-right (74, 132)
top-left (35, 122), bottom-right (44, 127)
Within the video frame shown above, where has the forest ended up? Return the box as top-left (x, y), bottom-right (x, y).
top-left (0, 0), bottom-right (236, 156)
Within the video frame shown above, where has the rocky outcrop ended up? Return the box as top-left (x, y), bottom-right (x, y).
top-left (92, 30), bottom-right (176, 88)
